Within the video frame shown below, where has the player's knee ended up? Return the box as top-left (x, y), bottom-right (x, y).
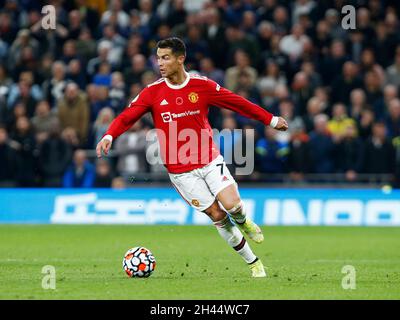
top-left (225, 199), bottom-right (243, 214)
top-left (203, 202), bottom-right (227, 222)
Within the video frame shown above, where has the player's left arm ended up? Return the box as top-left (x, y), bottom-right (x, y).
top-left (206, 79), bottom-right (288, 131)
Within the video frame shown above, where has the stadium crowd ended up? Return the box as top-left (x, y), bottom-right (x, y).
top-left (0, 0), bottom-right (399, 188)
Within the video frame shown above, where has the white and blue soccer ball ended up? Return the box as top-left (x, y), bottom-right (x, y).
top-left (123, 247), bottom-right (156, 278)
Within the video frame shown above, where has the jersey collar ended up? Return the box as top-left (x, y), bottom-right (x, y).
top-left (165, 71), bottom-right (190, 89)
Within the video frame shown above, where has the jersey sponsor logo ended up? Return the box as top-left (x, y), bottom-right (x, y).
top-left (188, 92), bottom-right (199, 103)
top-left (160, 99), bottom-right (169, 106)
top-left (160, 110), bottom-right (201, 122)
top-left (161, 112), bottom-right (172, 122)
top-left (216, 84), bottom-right (220, 91)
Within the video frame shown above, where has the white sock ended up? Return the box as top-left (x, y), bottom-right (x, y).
top-left (227, 201), bottom-right (246, 224)
top-left (213, 215), bottom-right (257, 264)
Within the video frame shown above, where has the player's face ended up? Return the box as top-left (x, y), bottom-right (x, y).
top-left (156, 48), bottom-right (184, 78)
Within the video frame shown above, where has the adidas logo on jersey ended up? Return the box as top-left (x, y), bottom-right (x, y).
top-left (160, 99), bottom-right (169, 105)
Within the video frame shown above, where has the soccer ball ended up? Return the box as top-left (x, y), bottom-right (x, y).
top-left (122, 246), bottom-right (156, 278)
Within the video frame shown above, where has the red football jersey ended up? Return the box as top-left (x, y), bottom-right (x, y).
top-left (105, 73), bottom-right (274, 173)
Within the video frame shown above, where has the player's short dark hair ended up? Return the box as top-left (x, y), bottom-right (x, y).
top-left (157, 37), bottom-right (186, 57)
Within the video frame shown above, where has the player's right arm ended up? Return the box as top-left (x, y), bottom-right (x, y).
top-left (96, 87), bottom-right (152, 158)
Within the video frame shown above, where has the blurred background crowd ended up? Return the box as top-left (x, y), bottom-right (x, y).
top-left (0, 0), bottom-right (399, 188)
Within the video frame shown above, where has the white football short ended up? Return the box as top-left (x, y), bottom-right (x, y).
top-left (168, 155), bottom-right (237, 211)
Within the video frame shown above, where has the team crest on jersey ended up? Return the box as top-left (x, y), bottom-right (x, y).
top-left (188, 92), bottom-right (199, 103)
top-left (191, 199), bottom-right (200, 207)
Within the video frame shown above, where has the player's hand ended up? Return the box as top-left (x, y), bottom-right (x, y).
top-left (96, 138), bottom-right (112, 158)
top-left (275, 117), bottom-right (288, 131)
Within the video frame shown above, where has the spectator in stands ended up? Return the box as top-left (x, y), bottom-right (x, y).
top-left (373, 21), bottom-right (395, 68)
top-left (276, 98), bottom-right (304, 143)
top-left (92, 107), bottom-right (115, 149)
top-left (114, 121), bottom-right (147, 176)
top-left (66, 59), bottom-right (87, 89)
top-left (111, 176), bottom-right (126, 189)
top-left (225, 24), bottom-right (260, 68)
top-left (57, 82), bottom-right (89, 145)
top-left (272, 6), bottom-right (290, 35)
top-left (258, 59), bottom-right (287, 100)
top-left (385, 98), bottom-right (400, 139)
top-left (8, 29), bottom-right (39, 73)
top-left (319, 39), bottom-right (348, 85)
top-left (137, 0), bottom-right (160, 34)
top-left (75, 28), bottom-right (97, 62)
top-left (204, 8), bottom-right (228, 68)
top-left (42, 61), bottom-right (67, 109)
top-left (309, 114), bottom-right (335, 173)
top-left (300, 61), bottom-right (322, 90)
top-left (328, 103), bottom-right (358, 142)
top-left (123, 54), bottom-right (149, 87)
top-left (108, 72), bottom-right (126, 113)
top-left (67, 10), bottom-right (83, 41)
top-left (279, 23), bottom-right (309, 62)
top-left (349, 89), bottom-right (368, 121)
top-left (255, 126), bottom-right (289, 175)
top-left (224, 49), bottom-right (257, 92)
top-left (199, 57), bottom-right (225, 85)
top-left (256, 21), bottom-right (274, 53)
top-left (374, 84), bottom-right (398, 119)
top-left (74, 0), bottom-right (100, 34)
top-left (334, 124), bottom-right (364, 182)
top-left (324, 8), bottom-right (347, 40)
top-left (60, 40), bottom-right (81, 65)
top-left (331, 61), bottom-right (363, 105)
top-left (385, 46), bottom-right (400, 86)
top-left (7, 71), bottom-right (43, 116)
top-left (0, 126), bottom-right (17, 187)
top-left (287, 121), bottom-right (311, 182)
top-left (87, 40), bottom-right (113, 79)
top-left (303, 96), bottom-right (322, 133)
top-left (61, 127), bottom-right (80, 152)
top-left (363, 70), bottom-right (384, 112)
top-left (291, 71), bottom-right (313, 116)
top-left (184, 25), bottom-right (209, 70)
top-left (31, 100), bottom-right (59, 142)
top-left (92, 61), bottom-right (112, 87)
top-left (63, 149), bottom-right (95, 188)
top-left (100, 0), bottom-right (130, 30)
top-left (362, 122), bottom-right (395, 175)
top-left (357, 108), bottom-right (375, 140)
top-left (99, 24), bottom-right (126, 66)
top-left (12, 116), bottom-right (37, 186)
top-left (166, 0), bottom-right (187, 29)
top-left (94, 158), bottom-right (114, 188)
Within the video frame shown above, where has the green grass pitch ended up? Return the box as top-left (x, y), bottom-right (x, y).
top-left (0, 225), bottom-right (399, 299)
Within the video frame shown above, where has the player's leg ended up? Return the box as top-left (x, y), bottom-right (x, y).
top-left (203, 200), bottom-right (265, 277)
top-left (169, 170), bottom-right (264, 277)
top-left (203, 155), bottom-right (264, 244)
top-left (217, 184), bottom-right (264, 244)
